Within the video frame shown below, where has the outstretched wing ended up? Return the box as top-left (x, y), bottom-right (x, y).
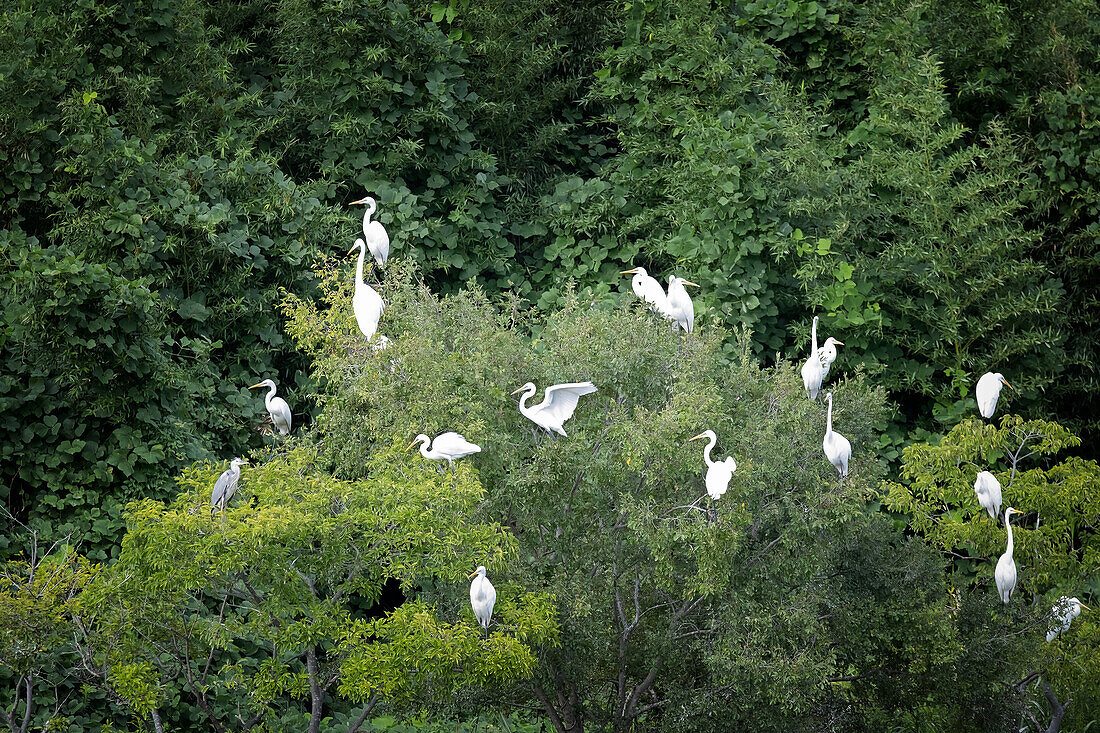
top-left (534, 382), bottom-right (598, 425)
top-left (432, 432), bottom-right (481, 456)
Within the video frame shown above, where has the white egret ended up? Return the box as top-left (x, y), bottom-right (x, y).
top-left (248, 379), bottom-right (292, 435)
top-left (408, 432), bottom-right (482, 469)
top-left (665, 276), bottom-right (698, 333)
top-left (974, 470), bottom-right (1002, 519)
top-left (689, 430), bottom-right (736, 499)
top-left (1046, 596), bottom-right (1090, 642)
top-left (995, 506), bottom-right (1021, 604)
top-left (621, 267), bottom-right (668, 313)
top-left (348, 239), bottom-right (385, 341)
top-left (469, 566), bottom-right (496, 630)
top-left (211, 458), bottom-right (248, 515)
top-left (822, 392), bottom-right (851, 477)
top-left (976, 372), bottom-right (1013, 419)
top-left (801, 316), bottom-right (824, 400)
top-left (349, 195), bottom-right (390, 266)
top-left (511, 381), bottom-right (598, 437)
top-left (818, 336), bottom-right (844, 380)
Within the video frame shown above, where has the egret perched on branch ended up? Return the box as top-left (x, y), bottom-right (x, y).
top-left (665, 276), bottom-right (698, 333)
top-left (818, 337), bottom-right (844, 381)
top-left (801, 316), bottom-right (824, 400)
top-left (469, 566), bottom-right (496, 631)
top-left (976, 372), bottom-right (1013, 419)
top-left (349, 195), bottom-right (390, 266)
top-left (822, 392), bottom-right (851, 477)
top-left (689, 430), bottom-right (736, 500)
top-left (348, 239), bottom-right (384, 341)
top-left (995, 507), bottom-right (1021, 604)
top-left (621, 267), bottom-right (668, 313)
top-left (512, 381), bottom-right (597, 437)
top-left (249, 379), bottom-right (292, 435)
top-left (408, 432), bottom-right (482, 470)
top-left (974, 470), bottom-right (1002, 519)
top-left (211, 458), bottom-right (248, 515)
top-left (1047, 597), bottom-right (1090, 642)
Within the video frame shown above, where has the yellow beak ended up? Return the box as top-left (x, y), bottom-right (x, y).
top-left (621, 268), bottom-right (639, 275)
top-left (834, 340), bottom-right (845, 346)
top-left (248, 383), bottom-right (264, 390)
top-left (407, 442), bottom-right (417, 451)
top-left (347, 243), bottom-right (359, 256)
top-left (349, 197), bottom-right (370, 206)
top-left (467, 570), bottom-right (479, 579)
top-left (688, 433), bottom-right (708, 442)
top-left (510, 386), bottom-right (525, 396)
top-left (1004, 380), bottom-right (1014, 390)
top-left (1082, 603), bottom-right (1092, 611)
top-left (682, 281), bottom-right (699, 288)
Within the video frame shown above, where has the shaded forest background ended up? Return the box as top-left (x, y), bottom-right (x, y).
top-left (2, 0), bottom-right (1099, 730)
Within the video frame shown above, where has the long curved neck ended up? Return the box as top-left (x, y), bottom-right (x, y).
top-left (518, 387), bottom-right (535, 415)
top-left (418, 437), bottom-right (433, 459)
top-left (362, 199), bottom-right (376, 227)
top-left (826, 395), bottom-right (833, 435)
top-left (702, 433), bottom-right (717, 467)
top-left (811, 317), bottom-right (818, 353)
top-left (354, 242), bottom-right (366, 289)
top-left (1004, 510), bottom-right (1014, 555)
top-left (265, 384), bottom-right (277, 407)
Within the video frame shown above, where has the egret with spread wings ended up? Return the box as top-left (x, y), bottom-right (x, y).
top-left (512, 381), bottom-right (598, 437)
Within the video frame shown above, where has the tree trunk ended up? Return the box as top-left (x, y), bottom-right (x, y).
top-left (306, 646), bottom-right (324, 733)
top-left (1043, 681), bottom-right (1071, 733)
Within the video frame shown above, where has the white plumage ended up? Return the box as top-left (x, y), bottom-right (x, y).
top-left (348, 239), bottom-right (384, 342)
top-left (512, 381), bottom-right (598, 437)
top-left (211, 458), bottom-right (248, 514)
top-left (822, 391), bottom-right (851, 478)
top-left (995, 507), bottom-right (1021, 604)
top-left (409, 432), bottom-right (482, 469)
top-left (801, 316), bottom-right (824, 400)
top-left (1046, 596), bottom-right (1089, 642)
top-left (350, 196), bottom-right (390, 266)
top-left (621, 267), bottom-right (668, 313)
top-left (469, 566), bottom-right (496, 630)
top-left (665, 275), bottom-right (698, 333)
top-left (818, 336), bottom-right (844, 380)
top-left (976, 372), bottom-right (1012, 419)
top-left (249, 379), bottom-right (292, 435)
top-left (974, 470), bottom-right (1002, 520)
top-left (689, 430), bottom-right (736, 500)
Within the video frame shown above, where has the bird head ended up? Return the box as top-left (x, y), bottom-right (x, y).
top-left (349, 196), bottom-right (376, 207)
top-left (996, 373), bottom-right (1014, 390)
top-left (347, 238), bottom-right (365, 257)
top-left (248, 379), bottom-right (275, 390)
top-left (825, 391), bottom-right (833, 403)
top-left (621, 267), bottom-right (646, 277)
top-left (510, 382), bottom-right (535, 397)
top-left (468, 566), bottom-right (487, 579)
top-left (407, 434), bottom-right (429, 450)
top-left (1005, 506), bottom-right (1020, 517)
top-left (688, 431), bottom-right (714, 443)
top-left (824, 337), bottom-right (844, 347)
top-left (681, 280), bottom-right (699, 288)
top-left (230, 458), bottom-right (250, 469)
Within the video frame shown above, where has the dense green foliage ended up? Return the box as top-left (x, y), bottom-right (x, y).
top-left (2, 0), bottom-right (1099, 729)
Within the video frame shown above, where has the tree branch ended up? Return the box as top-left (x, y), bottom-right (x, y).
top-left (306, 646), bottom-right (324, 733)
top-left (1042, 681), bottom-right (1071, 733)
top-left (346, 692), bottom-right (381, 733)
